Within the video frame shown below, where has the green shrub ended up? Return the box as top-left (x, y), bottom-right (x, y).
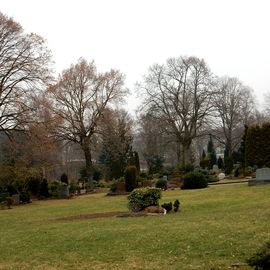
top-left (155, 179), bottom-right (167, 190)
top-left (48, 180), bottom-right (61, 197)
top-left (246, 241), bottom-right (270, 270)
top-left (6, 196), bottom-right (14, 209)
top-left (125, 166), bottom-right (137, 192)
top-left (110, 181), bottom-right (117, 192)
top-left (0, 193), bottom-right (9, 203)
top-left (39, 179), bottom-right (49, 198)
top-left (224, 157), bottom-right (234, 175)
top-left (19, 191), bottom-right (31, 203)
top-left (182, 171), bottom-right (208, 189)
top-left (127, 187), bottom-right (161, 212)
top-left (27, 177), bottom-right (41, 196)
top-left (173, 199), bottom-right (180, 212)
top-left (161, 202), bottom-right (172, 212)
top-left (69, 181), bottom-right (78, 194)
top-left (60, 173), bottom-right (69, 184)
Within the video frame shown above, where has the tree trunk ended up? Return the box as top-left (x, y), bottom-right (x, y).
top-left (181, 142), bottom-right (192, 169)
top-left (81, 140), bottom-right (93, 190)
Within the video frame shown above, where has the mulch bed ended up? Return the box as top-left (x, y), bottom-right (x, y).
top-left (57, 211), bottom-right (161, 221)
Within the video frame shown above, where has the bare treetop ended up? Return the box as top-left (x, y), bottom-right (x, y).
top-left (48, 58), bottom-right (128, 143)
top-left (0, 12), bottom-right (52, 135)
top-left (48, 58), bottom-right (128, 183)
top-left (139, 56), bottom-right (214, 166)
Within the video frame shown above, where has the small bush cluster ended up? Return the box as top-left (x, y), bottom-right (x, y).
top-left (127, 187), bottom-right (161, 212)
top-left (182, 171), bottom-right (208, 189)
top-left (161, 199), bottom-right (180, 213)
top-left (155, 179), bottom-right (167, 190)
top-left (161, 202), bottom-right (172, 212)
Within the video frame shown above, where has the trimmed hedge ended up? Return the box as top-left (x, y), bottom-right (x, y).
top-left (125, 166), bottom-right (137, 192)
top-left (155, 179), bottom-right (167, 190)
top-left (127, 187), bottom-right (161, 212)
top-left (182, 171), bottom-right (208, 189)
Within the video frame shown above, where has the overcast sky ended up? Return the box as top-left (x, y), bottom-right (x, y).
top-left (1, 0), bottom-right (270, 112)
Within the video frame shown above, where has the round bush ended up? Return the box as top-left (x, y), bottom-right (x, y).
top-left (155, 179), bottom-right (167, 190)
top-left (127, 187), bottom-right (161, 212)
top-left (182, 171), bottom-right (208, 189)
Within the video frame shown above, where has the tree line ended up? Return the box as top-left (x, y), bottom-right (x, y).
top-left (0, 11), bottom-right (269, 190)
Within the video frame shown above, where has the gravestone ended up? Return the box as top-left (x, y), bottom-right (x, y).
top-left (218, 172), bottom-right (225, 180)
top-left (163, 175), bottom-right (168, 181)
top-left (12, 194), bottom-right (20, 205)
top-left (57, 185), bottom-right (69, 198)
top-left (248, 167), bottom-right (270, 186)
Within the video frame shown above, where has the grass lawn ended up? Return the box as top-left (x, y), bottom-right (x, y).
top-left (0, 184), bottom-right (269, 270)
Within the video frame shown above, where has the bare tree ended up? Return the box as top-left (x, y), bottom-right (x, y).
top-left (47, 58), bottom-right (128, 184)
top-left (0, 12), bottom-right (52, 137)
top-left (212, 76), bottom-right (255, 156)
top-left (139, 56), bottom-right (214, 167)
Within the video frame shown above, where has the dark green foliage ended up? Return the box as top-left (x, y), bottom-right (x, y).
top-left (246, 124), bottom-right (270, 168)
top-left (182, 164), bottom-right (195, 173)
top-left (27, 177), bottom-right (41, 196)
top-left (7, 185), bottom-right (17, 196)
top-left (182, 171), bottom-right (208, 189)
top-left (125, 166), bottom-right (137, 192)
top-left (127, 187), bottom-right (161, 212)
top-left (19, 190), bottom-right (30, 203)
top-left (246, 241), bottom-right (270, 270)
top-left (110, 181), bottom-right (117, 192)
top-left (232, 150), bottom-right (241, 164)
top-left (147, 155), bottom-right (164, 174)
top-left (128, 151), bottom-right (140, 174)
top-left (140, 172), bottom-right (148, 178)
top-left (217, 156), bottom-right (224, 169)
top-left (39, 179), bottom-right (49, 198)
top-left (200, 157), bottom-right (209, 169)
top-left (60, 173), bottom-right (68, 184)
top-left (194, 168), bottom-right (212, 182)
top-left (238, 125), bottom-right (248, 167)
top-left (6, 196), bottom-right (14, 209)
top-left (173, 199), bottom-right (180, 212)
top-left (234, 166), bottom-right (241, 177)
top-left (161, 202), bottom-right (172, 212)
top-left (201, 149), bottom-right (206, 160)
top-left (224, 156), bottom-right (234, 175)
top-left (224, 145), bottom-right (229, 158)
top-left (0, 192), bottom-right (9, 203)
top-left (155, 179), bottom-right (167, 190)
top-left (207, 135), bottom-right (217, 170)
top-left (69, 181), bottom-right (78, 194)
top-left (93, 167), bottom-right (102, 181)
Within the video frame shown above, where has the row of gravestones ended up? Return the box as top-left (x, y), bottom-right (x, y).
top-left (213, 164), bottom-right (270, 185)
top-left (249, 167), bottom-right (270, 186)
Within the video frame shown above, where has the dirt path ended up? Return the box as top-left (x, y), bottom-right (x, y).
top-left (57, 211), bottom-right (155, 221)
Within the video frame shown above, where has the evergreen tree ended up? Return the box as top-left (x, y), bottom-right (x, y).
top-left (207, 135), bottom-right (217, 170)
top-left (202, 149), bottom-right (206, 160)
top-left (217, 156), bottom-right (224, 169)
top-left (246, 123), bottom-right (270, 167)
top-left (239, 125), bottom-right (248, 167)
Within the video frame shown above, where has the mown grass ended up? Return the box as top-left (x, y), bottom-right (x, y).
top-left (0, 184), bottom-right (269, 269)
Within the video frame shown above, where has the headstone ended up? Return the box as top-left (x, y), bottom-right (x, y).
top-left (249, 167), bottom-right (270, 186)
top-left (163, 175), bottom-right (168, 181)
top-left (57, 185), bottom-right (69, 198)
top-left (12, 194), bottom-right (20, 205)
top-left (218, 173), bottom-right (225, 180)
